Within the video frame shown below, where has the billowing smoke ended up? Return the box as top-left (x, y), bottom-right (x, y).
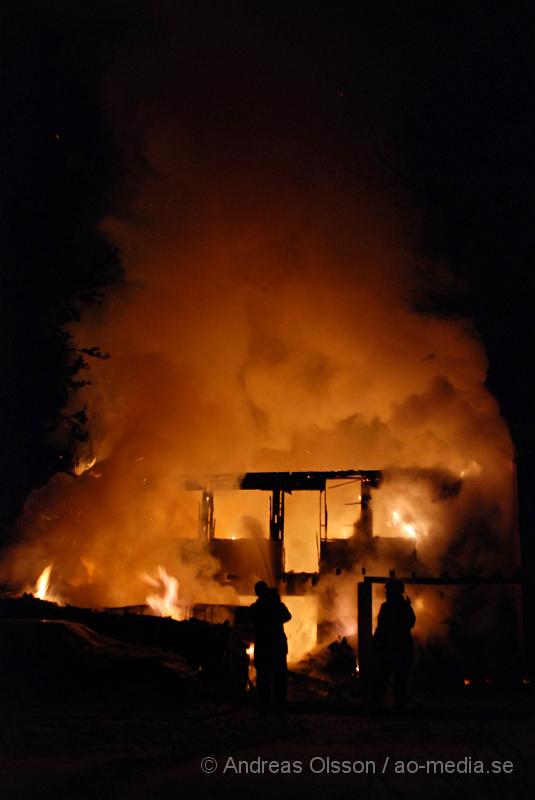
top-left (0, 10), bottom-right (516, 645)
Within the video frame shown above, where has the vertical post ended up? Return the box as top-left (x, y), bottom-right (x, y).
top-left (319, 488), bottom-right (328, 541)
top-left (269, 489), bottom-right (285, 542)
top-left (359, 480), bottom-right (373, 541)
top-left (199, 489), bottom-right (215, 540)
top-left (357, 579), bottom-right (373, 680)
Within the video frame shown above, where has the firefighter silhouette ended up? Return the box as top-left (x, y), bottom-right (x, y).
top-left (372, 578), bottom-right (416, 708)
top-left (250, 581), bottom-right (292, 708)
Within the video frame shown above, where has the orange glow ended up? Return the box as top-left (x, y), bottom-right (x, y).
top-left (389, 509), bottom-right (418, 540)
top-left (72, 455), bottom-right (97, 476)
top-left (143, 566), bottom-right (186, 620)
top-left (246, 643), bottom-right (256, 685)
top-left (239, 594), bottom-right (318, 664)
top-left (284, 595), bottom-right (319, 663)
top-left (31, 564), bottom-right (61, 603)
top-left (0, 43), bottom-right (516, 653)
top-left (460, 461), bottom-right (482, 478)
top-left (81, 557), bottom-right (96, 581)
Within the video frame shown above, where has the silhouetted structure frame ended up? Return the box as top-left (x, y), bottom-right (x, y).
top-left (357, 574), bottom-right (524, 680)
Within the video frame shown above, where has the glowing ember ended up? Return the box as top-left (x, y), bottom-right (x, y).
top-left (143, 566), bottom-right (185, 620)
top-left (246, 643), bottom-right (256, 685)
top-left (72, 455), bottom-right (97, 476)
top-left (460, 460), bottom-right (482, 478)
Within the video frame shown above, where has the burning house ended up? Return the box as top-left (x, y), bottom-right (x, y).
top-left (185, 469), bottom-right (385, 590)
top-left (2, 7), bottom-right (534, 799)
top-left (173, 466), bottom-right (521, 670)
top-left (183, 469), bottom-right (389, 657)
top-left (0, 1), bottom-right (522, 680)
top-left (5, 460), bottom-right (522, 676)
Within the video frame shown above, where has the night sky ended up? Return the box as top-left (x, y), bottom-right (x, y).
top-left (1, 2), bottom-right (534, 623)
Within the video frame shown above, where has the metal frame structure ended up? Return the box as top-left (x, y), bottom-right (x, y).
top-left (357, 573), bottom-right (523, 679)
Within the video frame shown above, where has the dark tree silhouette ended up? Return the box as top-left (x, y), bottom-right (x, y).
top-left (0, 3), bottom-right (123, 530)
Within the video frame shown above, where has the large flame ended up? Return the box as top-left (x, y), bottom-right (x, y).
top-left (31, 564), bottom-right (61, 604)
top-left (143, 566), bottom-right (186, 620)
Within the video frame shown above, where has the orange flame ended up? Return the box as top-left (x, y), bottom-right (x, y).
top-left (31, 564), bottom-right (61, 603)
top-left (143, 566), bottom-right (185, 620)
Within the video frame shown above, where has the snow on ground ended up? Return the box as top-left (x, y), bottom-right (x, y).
top-left (0, 618), bottom-right (533, 799)
top-left (1, 689), bottom-right (533, 799)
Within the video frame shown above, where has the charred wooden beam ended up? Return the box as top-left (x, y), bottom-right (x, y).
top-left (184, 469), bottom-right (382, 493)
